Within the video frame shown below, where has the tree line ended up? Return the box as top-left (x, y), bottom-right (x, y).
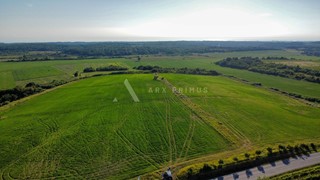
top-left (83, 65), bottom-right (128, 73)
top-left (181, 143), bottom-right (318, 179)
top-left (216, 57), bottom-right (320, 83)
top-left (0, 41), bottom-right (290, 57)
top-left (0, 81), bottom-right (67, 106)
top-left (1, 41), bottom-right (319, 60)
top-left (133, 65), bottom-right (220, 76)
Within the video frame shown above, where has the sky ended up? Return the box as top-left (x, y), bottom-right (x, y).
top-left (0, 0), bottom-right (320, 42)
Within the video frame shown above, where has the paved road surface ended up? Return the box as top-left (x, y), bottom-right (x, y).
top-left (211, 152), bottom-right (320, 180)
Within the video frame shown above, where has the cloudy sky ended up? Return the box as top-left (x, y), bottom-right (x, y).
top-left (0, 0), bottom-right (319, 42)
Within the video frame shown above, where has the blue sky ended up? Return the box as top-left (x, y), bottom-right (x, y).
top-left (0, 0), bottom-right (319, 42)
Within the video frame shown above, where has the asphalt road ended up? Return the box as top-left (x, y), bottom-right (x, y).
top-left (211, 152), bottom-right (320, 180)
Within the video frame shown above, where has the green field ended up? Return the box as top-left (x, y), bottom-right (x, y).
top-left (1, 50), bottom-right (319, 99)
top-left (165, 74), bottom-right (320, 145)
top-left (0, 59), bottom-right (129, 89)
top-left (0, 72), bottom-right (14, 90)
top-left (0, 50), bottom-right (320, 179)
top-left (1, 73), bottom-right (319, 179)
top-left (0, 74), bottom-right (230, 179)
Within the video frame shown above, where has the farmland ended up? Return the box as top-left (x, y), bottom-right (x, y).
top-left (0, 49), bottom-right (320, 179)
top-left (1, 50), bottom-right (320, 98)
top-left (0, 72), bottom-right (319, 179)
top-left (1, 0), bottom-right (320, 178)
top-left (0, 74), bottom-right (230, 179)
top-left (165, 74), bottom-right (320, 145)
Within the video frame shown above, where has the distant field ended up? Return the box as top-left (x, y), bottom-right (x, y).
top-left (12, 66), bottom-right (62, 81)
top-left (0, 74), bottom-right (230, 179)
top-left (0, 49), bottom-right (319, 98)
top-left (267, 60), bottom-right (320, 70)
top-left (0, 59), bottom-right (129, 89)
top-left (0, 71), bottom-right (15, 90)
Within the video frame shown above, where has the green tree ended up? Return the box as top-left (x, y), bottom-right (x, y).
top-left (255, 150), bottom-right (262, 156)
top-left (233, 157), bottom-right (239, 162)
top-left (244, 153), bottom-right (250, 159)
top-left (74, 71), bottom-right (79, 77)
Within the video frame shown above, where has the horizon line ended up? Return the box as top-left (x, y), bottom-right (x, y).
top-left (1, 40), bottom-right (320, 44)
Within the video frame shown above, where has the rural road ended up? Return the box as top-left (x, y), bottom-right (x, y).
top-left (211, 152), bottom-right (320, 180)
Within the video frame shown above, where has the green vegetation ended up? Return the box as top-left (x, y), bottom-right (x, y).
top-left (133, 65), bottom-right (219, 75)
top-left (12, 66), bottom-right (62, 81)
top-left (0, 49), bottom-right (320, 179)
top-left (165, 74), bottom-right (320, 144)
top-left (1, 50), bottom-right (319, 99)
top-left (216, 57), bottom-right (320, 83)
top-left (0, 71), bottom-right (15, 89)
top-left (1, 41), bottom-right (320, 59)
top-left (0, 80), bottom-right (67, 106)
top-left (0, 74), bottom-right (230, 179)
top-left (179, 143), bottom-right (318, 179)
top-left (0, 59), bottom-right (129, 90)
top-left (83, 65), bottom-right (128, 72)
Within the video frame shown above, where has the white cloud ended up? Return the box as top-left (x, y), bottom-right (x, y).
top-left (259, 13), bottom-right (273, 17)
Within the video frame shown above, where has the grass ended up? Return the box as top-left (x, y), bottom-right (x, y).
top-left (1, 50), bottom-right (319, 99)
top-left (126, 57), bottom-right (320, 98)
top-left (0, 74), bottom-right (230, 179)
top-left (0, 50), bottom-right (319, 179)
top-left (0, 59), bottom-right (128, 89)
top-left (1, 73), bottom-right (319, 179)
top-left (0, 71), bottom-right (15, 90)
top-left (164, 74), bottom-right (320, 145)
top-left (267, 60), bottom-right (320, 70)
top-left (12, 66), bottom-right (62, 81)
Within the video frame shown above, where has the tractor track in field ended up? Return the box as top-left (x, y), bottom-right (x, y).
top-left (115, 130), bottom-right (160, 169)
top-left (165, 100), bottom-right (178, 163)
top-left (0, 105), bottom-right (107, 180)
top-left (112, 103), bottom-right (162, 171)
top-left (164, 92), bottom-right (197, 162)
top-left (161, 78), bottom-right (251, 147)
top-left (164, 90), bottom-right (178, 163)
top-left (35, 117), bottom-right (59, 135)
top-left (178, 113), bottom-right (196, 160)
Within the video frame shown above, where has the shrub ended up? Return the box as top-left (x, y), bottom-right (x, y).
top-left (244, 153), bottom-right (250, 159)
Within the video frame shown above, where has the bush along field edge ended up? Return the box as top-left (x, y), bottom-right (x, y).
top-left (177, 143), bottom-right (319, 179)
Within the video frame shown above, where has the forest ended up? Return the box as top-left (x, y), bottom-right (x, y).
top-left (1, 41), bottom-right (320, 59)
top-left (216, 57), bottom-right (320, 83)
